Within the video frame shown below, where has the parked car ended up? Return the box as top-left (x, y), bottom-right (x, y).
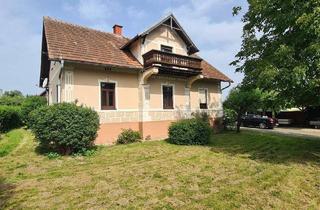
top-left (241, 114), bottom-right (275, 129)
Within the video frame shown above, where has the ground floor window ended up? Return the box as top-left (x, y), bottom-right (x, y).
top-left (199, 88), bottom-right (208, 109)
top-left (101, 82), bottom-right (115, 110)
top-left (162, 85), bottom-right (173, 109)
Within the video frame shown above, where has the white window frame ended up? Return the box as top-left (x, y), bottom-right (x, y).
top-left (161, 83), bottom-right (175, 110)
top-left (98, 80), bottom-right (118, 111)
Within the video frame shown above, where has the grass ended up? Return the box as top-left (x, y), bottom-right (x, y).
top-left (0, 129), bottom-right (320, 209)
top-left (0, 129), bottom-right (24, 157)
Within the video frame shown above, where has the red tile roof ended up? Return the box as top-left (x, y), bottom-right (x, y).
top-left (201, 60), bottom-right (233, 82)
top-left (41, 17), bottom-right (232, 83)
top-left (43, 17), bottom-right (142, 69)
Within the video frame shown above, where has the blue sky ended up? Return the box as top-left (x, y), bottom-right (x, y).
top-left (0, 0), bottom-right (247, 97)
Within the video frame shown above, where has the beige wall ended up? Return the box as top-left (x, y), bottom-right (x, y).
top-left (148, 75), bottom-right (186, 110)
top-left (71, 65), bottom-right (139, 110)
top-left (56, 64), bottom-right (222, 113)
top-left (130, 25), bottom-right (189, 63)
top-left (147, 75), bottom-right (221, 110)
top-left (190, 80), bottom-right (221, 110)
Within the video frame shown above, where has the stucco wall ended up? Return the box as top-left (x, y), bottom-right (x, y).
top-left (71, 66), bottom-right (139, 110)
top-left (191, 80), bottom-right (221, 110)
top-left (129, 25), bottom-right (188, 63)
top-left (58, 65), bottom-right (222, 122)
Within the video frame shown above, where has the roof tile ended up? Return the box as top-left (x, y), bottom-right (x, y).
top-left (43, 17), bottom-right (142, 69)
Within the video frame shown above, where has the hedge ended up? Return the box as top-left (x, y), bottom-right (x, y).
top-left (21, 96), bottom-right (47, 124)
top-left (0, 106), bottom-right (22, 132)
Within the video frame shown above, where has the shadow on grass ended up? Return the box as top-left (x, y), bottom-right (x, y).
top-left (0, 177), bottom-right (15, 209)
top-left (34, 143), bottom-right (99, 156)
top-left (209, 131), bottom-right (320, 165)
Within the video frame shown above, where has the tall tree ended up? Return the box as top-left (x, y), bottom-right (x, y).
top-left (232, 0), bottom-right (320, 109)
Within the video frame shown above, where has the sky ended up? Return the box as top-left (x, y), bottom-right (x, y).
top-left (0, 0), bottom-right (247, 98)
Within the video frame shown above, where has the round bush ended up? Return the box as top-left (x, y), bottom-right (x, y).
top-left (21, 96), bottom-right (47, 124)
top-left (116, 129), bottom-right (141, 144)
top-left (29, 103), bottom-right (99, 154)
top-left (0, 106), bottom-right (22, 132)
top-left (168, 118), bottom-right (212, 145)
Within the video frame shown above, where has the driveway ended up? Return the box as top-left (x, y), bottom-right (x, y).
top-left (242, 127), bottom-right (320, 139)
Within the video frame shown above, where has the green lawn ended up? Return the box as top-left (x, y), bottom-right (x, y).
top-left (0, 129), bottom-right (319, 209)
top-left (0, 129), bottom-right (24, 157)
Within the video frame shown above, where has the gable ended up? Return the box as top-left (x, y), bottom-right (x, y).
top-left (122, 14), bottom-right (199, 55)
top-left (145, 25), bottom-right (188, 56)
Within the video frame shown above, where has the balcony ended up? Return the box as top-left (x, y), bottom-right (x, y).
top-left (142, 50), bottom-right (202, 76)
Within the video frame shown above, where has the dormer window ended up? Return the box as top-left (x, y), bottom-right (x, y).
top-left (161, 45), bottom-right (173, 53)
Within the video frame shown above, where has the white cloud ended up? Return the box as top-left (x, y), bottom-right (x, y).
top-left (164, 0), bottom-right (245, 98)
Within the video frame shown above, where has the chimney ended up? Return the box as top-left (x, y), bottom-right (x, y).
top-left (113, 24), bottom-right (123, 35)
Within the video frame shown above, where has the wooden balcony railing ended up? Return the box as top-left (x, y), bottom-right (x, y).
top-left (142, 50), bottom-right (202, 71)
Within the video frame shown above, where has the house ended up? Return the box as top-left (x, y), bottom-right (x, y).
top-left (39, 14), bottom-right (232, 144)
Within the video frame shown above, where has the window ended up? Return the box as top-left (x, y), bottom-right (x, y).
top-left (161, 45), bottom-right (173, 53)
top-left (101, 82), bottom-right (116, 110)
top-left (199, 88), bottom-right (208, 109)
top-left (162, 85), bottom-right (173, 109)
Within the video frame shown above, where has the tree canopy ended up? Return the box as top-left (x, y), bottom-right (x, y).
top-left (224, 86), bottom-right (263, 132)
top-left (232, 0), bottom-right (320, 109)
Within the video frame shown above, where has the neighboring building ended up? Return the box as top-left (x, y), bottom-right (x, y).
top-left (0, 89), bottom-right (3, 97)
top-left (39, 14), bottom-right (232, 144)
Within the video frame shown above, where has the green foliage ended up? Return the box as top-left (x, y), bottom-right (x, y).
top-left (116, 129), bottom-right (141, 144)
top-left (21, 96), bottom-right (47, 124)
top-left (168, 118), bottom-right (211, 145)
top-left (0, 129), bottom-right (23, 157)
top-left (46, 152), bottom-right (61, 159)
top-left (224, 87), bottom-right (263, 113)
top-left (223, 86), bottom-right (263, 132)
top-left (0, 106), bottom-right (22, 132)
top-left (29, 103), bottom-right (99, 155)
top-left (191, 111), bottom-right (210, 123)
top-left (0, 95), bottom-right (25, 106)
top-left (232, 0), bottom-right (320, 108)
top-left (223, 108), bottom-right (237, 130)
top-left (3, 90), bottom-right (23, 97)
top-left (0, 90), bottom-right (24, 106)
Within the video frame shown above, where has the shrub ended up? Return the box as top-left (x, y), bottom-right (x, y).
top-left (168, 118), bottom-right (212, 145)
top-left (116, 129), bottom-right (141, 144)
top-left (29, 103), bottom-right (99, 155)
top-left (0, 106), bottom-right (22, 132)
top-left (192, 111), bottom-right (210, 123)
top-left (21, 96), bottom-right (47, 124)
top-left (223, 108), bottom-right (237, 130)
